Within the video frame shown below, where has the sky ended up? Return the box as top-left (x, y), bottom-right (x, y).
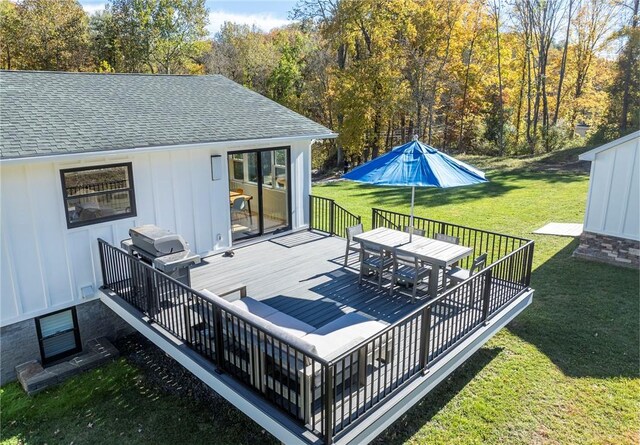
top-left (79, 0), bottom-right (298, 35)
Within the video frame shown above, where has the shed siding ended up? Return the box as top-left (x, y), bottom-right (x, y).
top-left (1, 139), bottom-right (312, 327)
top-left (584, 137), bottom-right (640, 241)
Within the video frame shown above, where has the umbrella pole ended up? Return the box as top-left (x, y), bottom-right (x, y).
top-left (409, 186), bottom-right (415, 242)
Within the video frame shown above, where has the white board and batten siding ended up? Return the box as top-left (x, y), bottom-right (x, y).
top-left (0, 138), bottom-right (313, 327)
top-left (579, 131), bottom-right (640, 241)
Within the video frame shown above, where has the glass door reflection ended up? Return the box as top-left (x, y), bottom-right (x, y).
top-left (228, 148), bottom-right (290, 242)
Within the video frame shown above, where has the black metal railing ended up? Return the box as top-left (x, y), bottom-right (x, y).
top-left (98, 205), bottom-right (533, 444)
top-left (310, 195), bottom-right (362, 238)
top-left (98, 239), bottom-right (333, 441)
top-left (372, 208), bottom-right (532, 273)
top-left (326, 238), bottom-right (534, 441)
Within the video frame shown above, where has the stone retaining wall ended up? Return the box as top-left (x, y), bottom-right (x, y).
top-left (573, 231), bottom-right (640, 268)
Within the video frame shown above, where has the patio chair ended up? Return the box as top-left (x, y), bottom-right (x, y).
top-left (434, 233), bottom-right (460, 245)
top-left (435, 233), bottom-right (461, 268)
top-left (231, 196), bottom-right (249, 222)
top-left (403, 226), bottom-right (426, 237)
top-left (389, 252), bottom-right (431, 303)
top-left (397, 226), bottom-right (426, 267)
top-left (344, 223), bottom-right (364, 266)
top-left (445, 252), bottom-right (488, 287)
top-left (358, 239), bottom-right (394, 290)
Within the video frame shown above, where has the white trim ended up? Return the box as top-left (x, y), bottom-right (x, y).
top-left (579, 131), bottom-right (640, 161)
top-left (0, 134), bottom-right (338, 165)
top-left (580, 227), bottom-right (640, 242)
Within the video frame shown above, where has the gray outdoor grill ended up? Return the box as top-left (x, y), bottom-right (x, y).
top-left (121, 225), bottom-right (200, 286)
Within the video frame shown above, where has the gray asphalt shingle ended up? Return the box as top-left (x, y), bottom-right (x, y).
top-left (0, 71), bottom-right (335, 160)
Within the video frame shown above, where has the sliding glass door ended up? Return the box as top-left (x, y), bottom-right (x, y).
top-left (228, 147), bottom-right (290, 242)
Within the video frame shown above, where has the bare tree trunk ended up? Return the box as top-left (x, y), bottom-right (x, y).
top-left (515, 47), bottom-right (527, 146)
top-left (493, 0), bottom-right (505, 155)
top-left (621, 0), bottom-right (639, 131)
top-left (553, 0), bottom-right (574, 126)
top-left (457, 35), bottom-right (477, 150)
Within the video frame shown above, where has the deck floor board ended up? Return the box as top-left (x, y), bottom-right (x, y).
top-left (191, 231), bottom-right (430, 328)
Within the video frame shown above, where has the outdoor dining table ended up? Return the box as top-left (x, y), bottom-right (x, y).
top-left (354, 227), bottom-right (473, 297)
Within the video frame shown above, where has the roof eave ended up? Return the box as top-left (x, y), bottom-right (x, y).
top-left (0, 133), bottom-right (338, 164)
top-left (578, 131), bottom-right (640, 161)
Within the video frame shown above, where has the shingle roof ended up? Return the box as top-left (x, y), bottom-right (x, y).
top-left (0, 71), bottom-right (336, 160)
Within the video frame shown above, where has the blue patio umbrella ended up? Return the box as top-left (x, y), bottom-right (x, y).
top-left (343, 137), bottom-right (488, 241)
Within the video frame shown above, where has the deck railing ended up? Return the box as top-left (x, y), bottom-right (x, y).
top-left (324, 223), bottom-right (534, 441)
top-left (98, 206), bottom-right (533, 445)
top-left (372, 208), bottom-right (532, 274)
top-left (310, 195), bottom-right (362, 238)
top-left (98, 239), bottom-right (333, 440)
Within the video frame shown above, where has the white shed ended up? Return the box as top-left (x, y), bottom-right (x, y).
top-left (574, 131), bottom-right (640, 267)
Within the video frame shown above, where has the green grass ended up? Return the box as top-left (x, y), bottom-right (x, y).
top-left (1, 359), bottom-right (276, 445)
top-left (2, 147), bottom-right (638, 444)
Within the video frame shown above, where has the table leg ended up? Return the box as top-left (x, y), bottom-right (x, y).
top-left (429, 266), bottom-right (440, 297)
top-left (247, 200), bottom-right (253, 225)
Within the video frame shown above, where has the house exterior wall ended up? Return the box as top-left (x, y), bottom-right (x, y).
top-left (583, 136), bottom-right (640, 241)
top-left (0, 138), bottom-right (313, 330)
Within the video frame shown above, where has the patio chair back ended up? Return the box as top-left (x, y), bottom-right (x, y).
top-left (435, 233), bottom-right (460, 245)
top-left (344, 223), bottom-right (364, 266)
top-left (346, 223), bottom-right (364, 241)
top-left (469, 253), bottom-right (488, 275)
top-left (403, 226), bottom-right (426, 237)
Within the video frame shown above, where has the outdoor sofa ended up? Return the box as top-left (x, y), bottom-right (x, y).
top-left (190, 289), bottom-right (392, 422)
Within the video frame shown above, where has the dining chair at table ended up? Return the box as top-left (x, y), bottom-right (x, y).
top-left (358, 239), bottom-right (394, 290)
top-left (231, 196), bottom-right (249, 223)
top-left (434, 233), bottom-right (460, 245)
top-left (445, 252), bottom-right (488, 288)
top-left (396, 226), bottom-right (426, 267)
top-left (344, 223), bottom-right (364, 266)
top-left (389, 252), bottom-right (431, 303)
top-left (403, 226), bottom-right (426, 237)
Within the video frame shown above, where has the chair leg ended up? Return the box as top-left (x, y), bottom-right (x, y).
top-left (412, 277), bottom-right (418, 303)
top-left (377, 265), bottom-right (383, 290)
top-left (344, 246), bottom-right (349, 266)
top-left (389, 262), bottom-right (397, 296)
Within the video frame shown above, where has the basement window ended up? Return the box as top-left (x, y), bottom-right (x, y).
top-left (61, 163), bottom-right (137, 228)
top-left (35, 308), bottom-right (82, 365)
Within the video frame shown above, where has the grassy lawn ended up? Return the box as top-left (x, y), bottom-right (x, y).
top-left (2, 146), bottom-right (638, 444)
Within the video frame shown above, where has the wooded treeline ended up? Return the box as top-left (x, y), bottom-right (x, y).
top-left (1, 0), bottom-right (638, 167)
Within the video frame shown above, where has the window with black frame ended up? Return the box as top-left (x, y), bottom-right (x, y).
top-left (35, 308), bottom-right (82, 365)
top-left (61, 163), bottom-right (136, 228)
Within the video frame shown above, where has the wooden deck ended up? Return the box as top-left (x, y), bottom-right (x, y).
top-left (191, 230), bottom-right (433, 329)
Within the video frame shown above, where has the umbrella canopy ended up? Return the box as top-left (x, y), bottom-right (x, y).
top-left (343, 139), bottom-right (488, 240)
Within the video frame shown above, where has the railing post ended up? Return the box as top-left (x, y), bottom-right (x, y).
top-left (309, 195), bottom-right (314, 231)
top-left (324, 365), bottom-right (334, 445)
top-left (525, 242), bottom-right (535, 286)
top-left (371, 208), bottom-right (377, 230)
top-left (212, 305), bottom-right (225, 373)
top-left (329, 199), bottom-right (335, 236)
top-left (419, 306), bottom-right (432, 374)
top-left (482, 270), bottom-right (493, 324)
top-left (144, 267), bottom-right (155, 321)
top-left (97, 239), bottom-right (107, 287)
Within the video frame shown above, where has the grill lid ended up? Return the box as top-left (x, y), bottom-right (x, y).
top-left (129, 225), bottom-right (188, 257)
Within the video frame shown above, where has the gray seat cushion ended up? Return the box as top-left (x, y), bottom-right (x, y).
top-left (304, 312), bottom-right (387, 359)
top-left (446, 267), bottom-right (471, 281)
top-left (264, 311), bottom-right (316, 338)
top-left (231, 296), bottom-right (279, 319)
